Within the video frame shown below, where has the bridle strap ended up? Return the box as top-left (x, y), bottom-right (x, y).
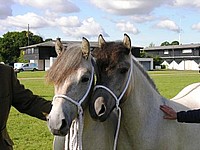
top-left (93, 58), bottom-right (133, 150)
top-left (52, 65), bottom-right (94, 150)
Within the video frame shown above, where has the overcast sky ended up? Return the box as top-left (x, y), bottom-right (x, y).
top-left (1, 0), bottom-right (200, 47)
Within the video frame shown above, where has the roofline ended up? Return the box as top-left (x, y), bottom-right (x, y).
top-left (161, 56), bottom-right (200, 59)
top-left (143, 43), bottom-right (200, 51)
top-left (20, 40), bottom-right (143, 50)
top-left (20, 41), bottom-right (55, 49)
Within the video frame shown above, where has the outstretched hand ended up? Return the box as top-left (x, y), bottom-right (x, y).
top-left (160, 105), bottom-right (177, 120)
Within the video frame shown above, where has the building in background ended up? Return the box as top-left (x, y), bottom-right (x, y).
top-left (20, 39), bottom-right (153, 71)
top-left (143, 44), bottom-right (200, 70)
top-left (20, 40), bottom-right (57, 70)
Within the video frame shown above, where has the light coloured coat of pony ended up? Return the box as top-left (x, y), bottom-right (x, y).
top-left (46, 38), bottom-right (116, 150)
top-left (171, 82), bottom-right (200, 109)
top-left (89, 34), bottom-right (200, 150)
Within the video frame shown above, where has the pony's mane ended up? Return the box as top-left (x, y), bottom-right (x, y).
top-left (131, 57), bottom-right (159, 92)
top-left (46, 44), bottom-right (82, 85)
top-left (92, 41), bottom-right (130, 75)
top-left (92, 41), bottom-right (158, 92)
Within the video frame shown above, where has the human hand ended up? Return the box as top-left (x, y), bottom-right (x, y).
top-left (42, 112), bottom-right (49, 120)
top-left (160, 105), bottom-right (177, 120)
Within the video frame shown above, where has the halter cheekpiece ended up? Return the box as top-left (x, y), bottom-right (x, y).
top-left (93, 58), bottom-right (133, 150)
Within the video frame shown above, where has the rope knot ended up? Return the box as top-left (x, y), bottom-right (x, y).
top-left (78, 107), bottom-right (83, 116)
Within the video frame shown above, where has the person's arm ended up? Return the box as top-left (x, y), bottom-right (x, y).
top-left (160, 105), bottom-right (200, 123)
top-left (177, 110), bottom-right (200, 123)
top-left (11, 67), bottom-right (52, 120)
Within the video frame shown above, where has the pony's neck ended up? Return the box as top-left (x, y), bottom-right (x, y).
top-left (121, 59), bottom-right (163, 113)
top-left (118, 60), bottom-right (166, 148)
top-left (82, 106), bottom-right (117, 150)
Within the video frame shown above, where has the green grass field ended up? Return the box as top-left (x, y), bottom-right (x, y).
top-left (149, 70), bottom-right (200, 98)
top-left (8, 70), bottom-right (200, 149)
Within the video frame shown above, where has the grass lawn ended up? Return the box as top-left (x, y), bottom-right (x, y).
top-left (7, 70), bottom-right (200, 149)
top-left (149, 70), bottom-right (200, 98)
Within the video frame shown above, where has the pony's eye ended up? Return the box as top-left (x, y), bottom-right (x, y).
top-left (81, 77), bottom-right (89, 83)
top-left (120, 68), bottom-right (128, 74)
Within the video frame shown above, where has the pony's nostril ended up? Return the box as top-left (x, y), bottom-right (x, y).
top-left (60, 119), bottom-right (67, 130)
top-left (98, 104), bottom-right (106, 116)
top-left (94, 97), bottom-right (106, 116)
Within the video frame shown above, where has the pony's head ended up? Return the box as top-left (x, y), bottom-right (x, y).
top-left (46, 37), bottom-right (94, 136)
top-left (89, 34), bottom-right (132, 121)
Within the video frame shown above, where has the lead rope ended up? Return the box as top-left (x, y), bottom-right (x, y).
top-left (53, 66), bottom-right (94, 150)
top-left (69, 109), bottom-right (83, 150)
top-left (114, 107), bottom-right (121, 150)
top-left (93, 59), bottom-right (133, 150)
top-left (68, 107), bottom-right (84, 150)
top-left (69, 120), bottom-right (78, 149)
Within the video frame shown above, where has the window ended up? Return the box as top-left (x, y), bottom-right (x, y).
top-left (23, 64), bottom-right (29, 67)
top-left (25, 48), bottom-right (39, 54)
top-left (164, 50), bottom-right (169, 54)
top-left (31, 48), bottom-right (34, 54)
top-left (35, 48), bottom-right (39, 54)
top-left (182, 49), bottom-right (192, 53)
top-left (27, 49), bottom-right (31, 54)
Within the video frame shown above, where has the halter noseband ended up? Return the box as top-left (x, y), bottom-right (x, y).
top-left (52, 62), bottom-right (94, 150)
top-left (93, 58), bottom-right (133, 150)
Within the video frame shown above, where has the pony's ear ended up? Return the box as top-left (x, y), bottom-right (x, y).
top-left (98, 34), bottom-right (106, 48)
top-left (123, 33), bottom-right (131, 50)
top-left (82, 37), bottom-right (90, 60)
top-left (55, 38), bottom-right (63, 56)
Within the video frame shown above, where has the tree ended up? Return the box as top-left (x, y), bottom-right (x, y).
top-left (0, 31), bottom-right (43, 64)
top-left (17, 50), bottom-right (28, 63)
top-left (140, 50), bottom-right (150, 58)
top-left (149, 42), bottom-right (155, 47)
top-left (140, 50), bottom-right (163, 68)
top-left (171, 41), bottom-right (179, 45)
top-left (45, 38), bottom-right (53, 42)
top-left (153, 55), bottom-right (163, 67)
top-left (161, 41), bottom-right (170, 46)
top-left (26, 31), bottom-right (44, 44)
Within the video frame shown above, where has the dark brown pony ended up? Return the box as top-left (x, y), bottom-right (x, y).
top-left (89, 34), bottom-right (200, 149)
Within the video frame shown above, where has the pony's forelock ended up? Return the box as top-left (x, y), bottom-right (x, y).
top-left (46, 45), bottom-right (82, 85)
top-left (93, 42), bottom-right (130, 73)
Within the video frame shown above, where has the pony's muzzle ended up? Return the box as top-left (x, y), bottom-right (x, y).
top-left (47, 115), bottom-right (69, 136)
top-left (94, 96), bottom-right (107, 117)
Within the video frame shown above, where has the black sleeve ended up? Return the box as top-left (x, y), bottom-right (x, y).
top-left (11, 67), bottom-right (52, 120)
top-left (177, 109), bottom-right (200, 123)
